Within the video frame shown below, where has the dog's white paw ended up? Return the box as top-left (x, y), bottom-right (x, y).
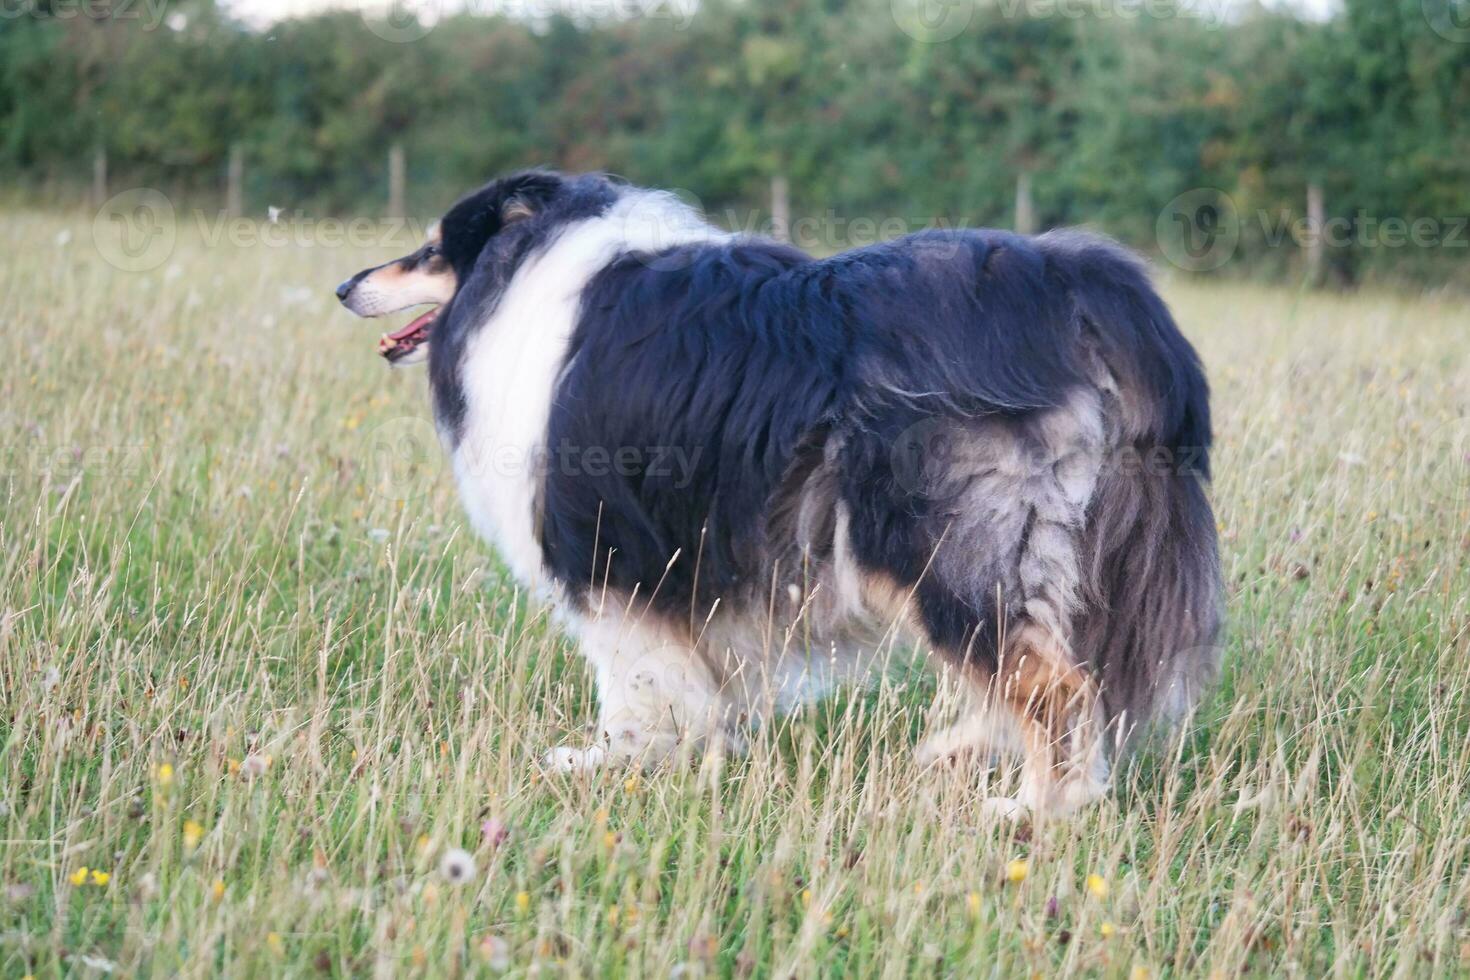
top-left (543, 744), bottom-right (608, 773)
top-left (914, 739), bottom-right (947, 770)
top-left (979, 796), bottom-right (1029, 822)
top-left (915, 737), bottom-right (997, 771)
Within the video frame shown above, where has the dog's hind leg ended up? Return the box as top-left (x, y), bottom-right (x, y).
top-left (544, 610), bottom-right (739, 773)
top-left (910, 392), bottom-right (1111, 817)
top-left (914, 671), bottom-right (1023, 768)
top-left (991, 623), bottom-right (1109, 817)
top-left (917, 630), bottom-right (1108, 818)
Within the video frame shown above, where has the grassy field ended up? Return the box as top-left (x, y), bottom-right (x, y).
top-left (3, 207), bottom-right (1469, 978)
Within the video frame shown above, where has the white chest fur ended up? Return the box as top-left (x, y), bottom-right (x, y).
top-left (449, 192), bottom-right (726, 595)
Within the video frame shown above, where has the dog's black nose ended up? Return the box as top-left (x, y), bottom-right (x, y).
top-left (335, 277), bottom-right (355, 302)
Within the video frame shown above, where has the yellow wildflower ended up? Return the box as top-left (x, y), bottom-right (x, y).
top-left (155, 763), bottom-right (175, 786)
top-left (90, 870), bottom-right (111, 886)
top-left (1100, 921), bottom-right (1116, 938)
top-left (1086, 873), bottom-right (1109, 899)
top-left (212, 878), bottom-right (226, 901)
top-left (267, 933), bottom-right (285, 956)
top-left (69, 867), bottom-right (90, 887)
top-left (966, 891), bottom-right (982, 916)
top-left (1005, 859), bottom-right (1029, 884)
top-left (183, 819), bottom-right (205, 851)
top-left (515, 891), bottom-right (531, 913)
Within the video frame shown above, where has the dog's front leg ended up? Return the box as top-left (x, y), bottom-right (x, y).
top-left (544, 616), bottom-right (737, 773)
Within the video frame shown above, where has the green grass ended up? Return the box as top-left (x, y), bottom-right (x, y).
top-left (3, 207), bottom-right (1469, 977)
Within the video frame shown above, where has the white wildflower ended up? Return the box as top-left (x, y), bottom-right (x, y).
top-left (439, 848), bottom-right (476, 886)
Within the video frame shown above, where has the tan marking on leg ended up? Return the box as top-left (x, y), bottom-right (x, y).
top-left (997, 622), bottom-right (1107, 816)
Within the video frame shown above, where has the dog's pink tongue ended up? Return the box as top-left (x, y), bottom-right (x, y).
top-left (388, 308), bottom-right (437, 341)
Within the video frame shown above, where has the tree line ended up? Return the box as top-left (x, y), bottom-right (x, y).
top-left (3, 0), bottom-right (1467, 287)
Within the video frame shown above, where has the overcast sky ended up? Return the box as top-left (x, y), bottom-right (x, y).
top-left (220, 0), bottom-right (1342, 31)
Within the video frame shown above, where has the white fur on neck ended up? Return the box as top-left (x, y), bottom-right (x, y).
top-left (450, 190), bottom-right (727, 594)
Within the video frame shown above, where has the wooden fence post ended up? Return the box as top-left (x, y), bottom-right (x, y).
top-left (388, 144), bottom-right (406, 220)
top-left (770, 174), bottom-right (790, 243)
top-left (1015, 171), bottom-right (1036, 235)
top-left (92, 146), bottom-right (107, 207)
top-left (1305, 181), bottom-right (1325, 287)
top-left (226, 144), bottom-right (244, 216)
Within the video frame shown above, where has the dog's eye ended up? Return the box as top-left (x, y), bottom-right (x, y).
top-left (423, 244), bottom-right (441, 257)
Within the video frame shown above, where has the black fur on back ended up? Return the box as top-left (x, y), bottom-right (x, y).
top-left (540, 226), bottom-right (1213, 659)
top-left (422, 168), bottom-right (1220, 732)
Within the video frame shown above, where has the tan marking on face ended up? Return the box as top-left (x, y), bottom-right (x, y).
top-left (340, 233), bottom-right (456, 318)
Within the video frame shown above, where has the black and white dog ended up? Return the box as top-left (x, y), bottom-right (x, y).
top-left (336, 170), bottom-right (1221, 817)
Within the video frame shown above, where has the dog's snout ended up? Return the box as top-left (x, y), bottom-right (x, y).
top-left (335, 277), bottom-right (356, 303)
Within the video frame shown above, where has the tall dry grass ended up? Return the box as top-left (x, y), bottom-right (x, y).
top-left (2, 208), bottom-right (1468, 977)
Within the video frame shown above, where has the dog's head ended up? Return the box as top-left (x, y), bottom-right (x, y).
top-left (335, 169), bottom-right (567, 365)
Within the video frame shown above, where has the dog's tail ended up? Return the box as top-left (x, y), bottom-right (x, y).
top-left (1039, 230), bottom-right (1223, 745)
top-left (1073, 455), bottom-right (1222, 745)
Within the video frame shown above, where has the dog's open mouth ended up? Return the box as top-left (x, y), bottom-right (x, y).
top-left (377, 307), bottom-right (439, 364)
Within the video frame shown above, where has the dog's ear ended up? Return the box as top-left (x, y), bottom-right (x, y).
top-left (499, 171), bottom-right (562, 225)
top-left (502, 196), bottom-right (537, 224)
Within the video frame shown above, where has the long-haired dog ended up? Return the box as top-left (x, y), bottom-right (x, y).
top-left (336, 170), bottom-right (1222, 817)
